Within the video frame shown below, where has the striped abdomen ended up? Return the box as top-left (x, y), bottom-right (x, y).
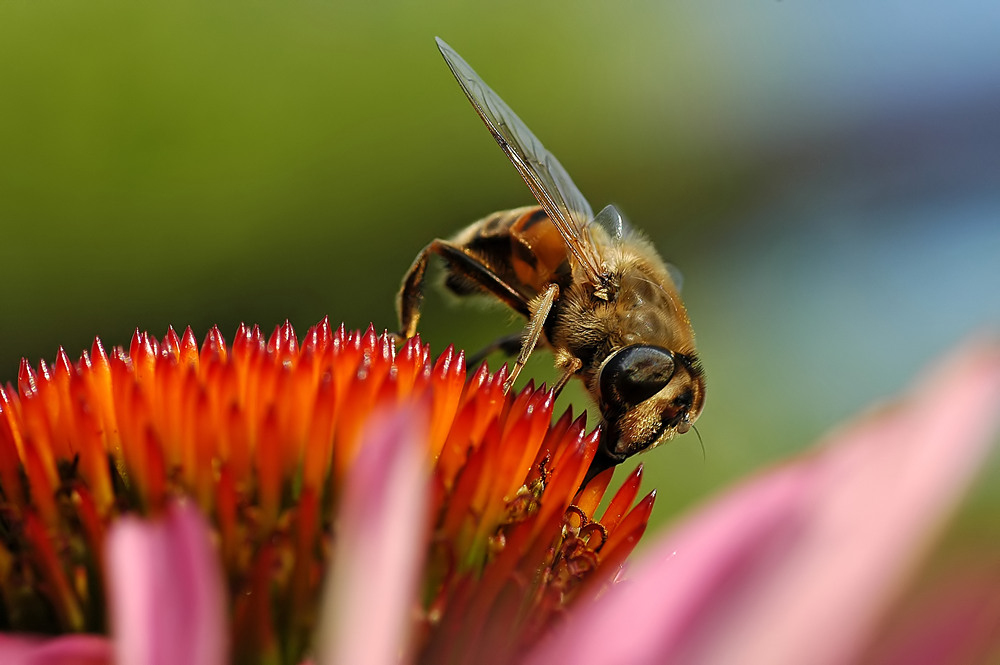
top-left (444, 206), bottom-right (573, 304)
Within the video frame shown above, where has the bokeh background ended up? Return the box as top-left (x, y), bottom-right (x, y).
top-left (2, 2), bottom-right (998, 554)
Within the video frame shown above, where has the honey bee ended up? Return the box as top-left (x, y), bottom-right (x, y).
top-left (398, 38), bottom-right (706, 480)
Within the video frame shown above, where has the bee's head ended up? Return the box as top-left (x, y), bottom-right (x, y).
top-left (593, 344), bottom-right (706, 468)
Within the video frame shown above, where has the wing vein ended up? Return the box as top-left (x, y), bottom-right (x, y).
top-left (436, 37), bottom-right (607, 286)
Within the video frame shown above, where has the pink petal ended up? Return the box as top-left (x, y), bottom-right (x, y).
top-left (862, 561), bottom-right (1000, 665)
top-left (316, 405), bottom-right (430, 665)
top-left (106, 500), bottom-right (228, 665)
top-left (0, 634), bottom-right (111, 665)
top-left (525, 339), bottom-right (1000, 665)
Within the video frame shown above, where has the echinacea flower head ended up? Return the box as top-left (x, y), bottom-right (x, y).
top-left (0, 319), bottom-right (654, 664)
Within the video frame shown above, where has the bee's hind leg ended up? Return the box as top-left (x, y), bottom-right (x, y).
top-left (397, 242), bottom-right (435, 340)
top-left (397, 239), bottom-right (531, 339)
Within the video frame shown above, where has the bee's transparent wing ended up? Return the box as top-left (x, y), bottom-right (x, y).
top-left (436, 37), bottom-right (606, 282)
top-left (666, 263), bottom-right (684, 292)
top-left (592, 204), bottom-right (632, 242)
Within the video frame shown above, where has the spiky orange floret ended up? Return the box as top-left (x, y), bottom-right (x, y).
top-left (0, 319), bottom-right (655, 664)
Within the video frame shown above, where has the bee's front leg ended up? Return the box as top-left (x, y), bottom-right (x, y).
top-left (552, 356), bottom-right (583, 396)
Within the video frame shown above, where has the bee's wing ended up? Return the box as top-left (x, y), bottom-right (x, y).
top-left (592, 204), bottom-right (631, 242)
top-left (436, 37), bottom-right (606, 283)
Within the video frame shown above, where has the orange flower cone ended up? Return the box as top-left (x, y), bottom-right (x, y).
top-left (0, 318), bottom-right (653, 664)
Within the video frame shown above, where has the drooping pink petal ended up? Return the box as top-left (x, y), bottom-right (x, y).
top-left (525, 458), bottom-right (819, 665)
top-left (316, 404), bottom-right (431, 665)
top-left (0, 634), bottom-right (111, 665)
top-left (105, 500), bottom-right (228, 665)
top-left (525, 339), bottom-right (1000, 665)
top-left (861, 561), bottom-right (1000, 665)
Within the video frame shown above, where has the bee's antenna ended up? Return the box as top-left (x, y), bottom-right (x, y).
top-left (693, 424), bottom-right (705, 461)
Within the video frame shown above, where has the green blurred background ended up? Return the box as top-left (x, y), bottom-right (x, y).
top-left (2, 1), bottom-right (999, 545)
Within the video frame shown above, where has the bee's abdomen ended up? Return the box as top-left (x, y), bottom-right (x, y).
top-left (444, 206), bottom-right (570, 300)
top-left (509, 207), bottom-right (572, 290)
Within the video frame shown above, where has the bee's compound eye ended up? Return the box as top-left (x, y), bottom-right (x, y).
top-left (599, 345), bottom-right (676, 410)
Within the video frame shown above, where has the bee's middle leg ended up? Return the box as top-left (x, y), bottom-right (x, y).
top-left (467, 332), bottom-right (524, 367)
top-left (502, 283), bottom-right (559, 394)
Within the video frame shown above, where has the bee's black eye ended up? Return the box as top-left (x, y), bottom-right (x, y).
top-left (599, 345), bottom-right (676, 410)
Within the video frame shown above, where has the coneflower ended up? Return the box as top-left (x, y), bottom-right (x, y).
top-left (0, 319), bottom-right (652, 664)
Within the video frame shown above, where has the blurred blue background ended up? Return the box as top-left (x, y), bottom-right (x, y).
top-left (1, 2), bottom-right (998, 541)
